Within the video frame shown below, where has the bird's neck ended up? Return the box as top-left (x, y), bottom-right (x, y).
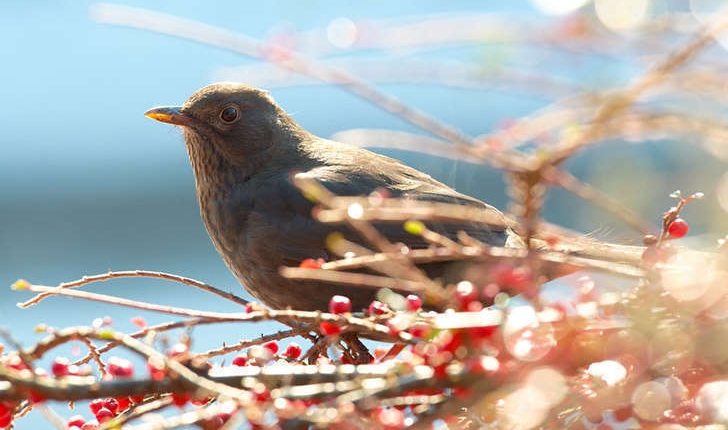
top-left (183, 118), bottom-right (316, 257)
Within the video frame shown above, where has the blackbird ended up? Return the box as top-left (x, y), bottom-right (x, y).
top-left (144, 83), bottom-right (527, 311)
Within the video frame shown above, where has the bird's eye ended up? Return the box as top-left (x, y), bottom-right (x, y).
top-left (219, 106), bottom-right (239, 123)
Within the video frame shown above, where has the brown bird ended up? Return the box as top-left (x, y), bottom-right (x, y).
top-left (144, 83), bottom-right (632, 311)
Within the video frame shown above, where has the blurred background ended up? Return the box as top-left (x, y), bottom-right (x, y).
top-left (2, 1), bottom-right (728, 425)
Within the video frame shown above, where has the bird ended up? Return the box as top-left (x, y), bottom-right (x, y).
top-left (143, 83), bottom-right (635, 312)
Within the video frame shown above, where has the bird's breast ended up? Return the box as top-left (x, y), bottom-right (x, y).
top-left (196, 178), bottom-right (250, 257)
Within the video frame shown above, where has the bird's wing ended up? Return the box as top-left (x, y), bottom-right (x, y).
top-left (247, 135), bottom-right (516, 268)
top-left (290, 163), bottom-right (511, 253)
top-left (246, 173), bottom-right (333, 266)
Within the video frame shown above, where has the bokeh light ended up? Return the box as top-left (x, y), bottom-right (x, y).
top-left (631, 380), bottom-right (671, 421)
top-left (500, 385), bottom-right (551, 429)
top-left (594, 0), bottom-right (650, 31)
top-left (327, 17), bottom-right (358, 49)
top-left (696, 380), bottom-right (728, 423)
top-left (654, 376), bottom-right (688, 405)
top-left (525, 367), bottom-right (568, 407)
top-left (530, 0), bottom-right (591, 16)
top-left (662, 251), bottom-right (715, 302)
top-left (503, 306), bottom-right (556, 361)
top-left (347, 202), bottom-right (364, 219)
top-left (649, 327), bottom-right (695, 376)
top-left (587, 360), bottom-right (627, 386)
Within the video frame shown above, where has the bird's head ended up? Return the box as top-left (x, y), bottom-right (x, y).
top-left (145, 82), bottom-right (304, 172)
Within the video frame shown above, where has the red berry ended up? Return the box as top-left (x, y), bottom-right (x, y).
top-left (454, 281), bottom-right (478, 308)
top-left (171, 392), bottom-right (192, 407)
top-left (168, 343), bottom-right (188, 358)
top-left (4, 355), bottom-right (29, 371)
top-left (28, 391), bottom-right (45, 403)
top-left (408, 322), bottom-right (432, 339)
top-left (244, 302), bottom-right (265, 313)
top-left (0, 404), bottom-right (10, 430)
top-left (668, 218), bottom-right (689, 238)
top-left (102, 398), bottom-right (119, 414)
top-left (146, 357), bottom-right (166, 381)
top-left (283, 343), bottom-right (302, 359)
top-left (374, 407), bottom-right (405, 429)
top-left (299, 258), bottom-right (322, 269)
top-left (68, 414), bottom-right (86, 428)
top-left (453, 387), bottom-right (473, 398)
top-left (613, 405), bottom-right (632, 422)
top-left (386, 319), bottom-right (402, 336)
top-left (94, 408), bottom-right (113, 423)
top-left (262, 341), bottom-right (279, 355)
top-left (466, 301), bottom-right (484, 312)
top-left (107, 357), bottom-right (134, 378)
top-left (231, 354), bottom-right (248, 367)
top-left (368, 300), bottom-right (390, 315)
top-left (51, 357), bottom-right (70, 377)
top-left (329, 295), bottom-right (352, 314)
top-left (405, 295), bottom-right (422, 311)
top-left (130, 316), bottom-right (147, 329)
top-left (89, 399), bottom-right (105, 415)
top-left (191, 396), bottom-right (212, 406)
top-left (0, 413), bottom-right (10, 429)
top-left (466, 324), bottom-right (497, 343)
top-left (494, 264), bottom-right (533, 290)
top-left (438, 330), bottom-right (466, 355)
top-left (116, 397), bottom-right (131, 411)
top-left (253, 384), bottom-right (270, 402)
top-left (319, 321), bottom-right (342, 336)
top-left (81, 421), bottom-right (99, 430)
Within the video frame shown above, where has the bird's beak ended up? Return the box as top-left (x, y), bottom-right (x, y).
top-left (144, 106), bottom-right (195, 127)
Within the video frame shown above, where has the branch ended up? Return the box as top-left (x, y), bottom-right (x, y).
top-left (17, 270), bottom-right (248, 309)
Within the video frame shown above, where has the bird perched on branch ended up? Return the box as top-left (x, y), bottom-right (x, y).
top-left (145, 83), bottom-right (639, 311)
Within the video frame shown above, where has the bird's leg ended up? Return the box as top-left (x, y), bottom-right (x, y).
top-left (301, 334), bottom-right (328, 363)
top-left (341, 333), bottom-right (373, 364)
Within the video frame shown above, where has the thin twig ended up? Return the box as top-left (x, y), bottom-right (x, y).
top-left (195, 328), bottom-right (310, 360)
top-left (280, 267), bottom-right (433, 295)
top-left (23, 285), bottom-right (243, 319)
top-left (18, 270), bottom-right (248, 309)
